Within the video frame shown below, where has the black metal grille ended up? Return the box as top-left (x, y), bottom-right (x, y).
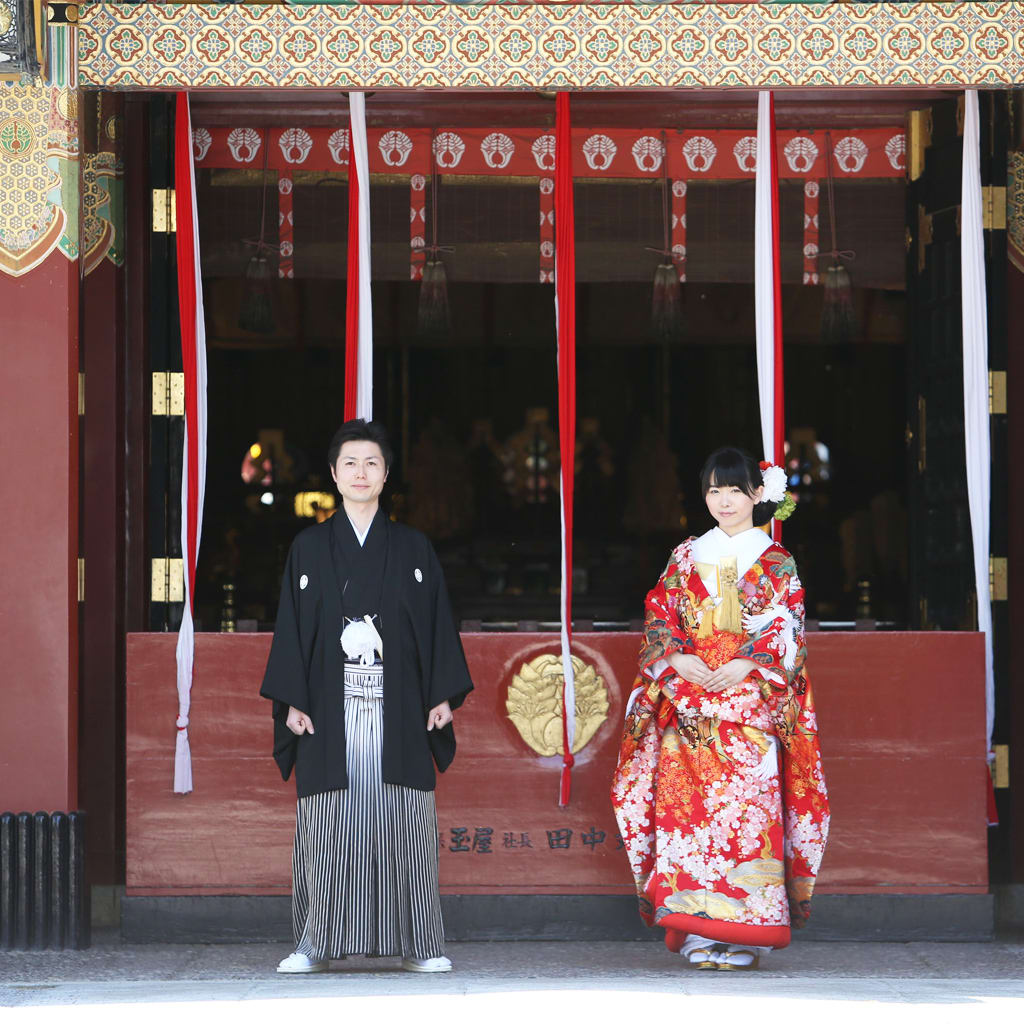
top-left (0, 811), bottom-right (89, 950)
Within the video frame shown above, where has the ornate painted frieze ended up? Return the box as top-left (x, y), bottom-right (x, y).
top-left (0, 21), bottom-right (78, 276)
top-left (77, 3), bottom-right (1024, 91)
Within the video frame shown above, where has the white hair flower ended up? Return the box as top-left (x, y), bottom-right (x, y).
top-left (760, 464), bottom-right (788, 504)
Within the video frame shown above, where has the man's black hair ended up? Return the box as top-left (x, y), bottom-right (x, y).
top-left (328, 418), bottom-right (394, 473)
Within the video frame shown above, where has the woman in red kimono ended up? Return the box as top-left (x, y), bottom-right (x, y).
top-left (612, 447), bottom-right (829, 971)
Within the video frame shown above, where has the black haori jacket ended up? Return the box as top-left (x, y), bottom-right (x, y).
top-left (259, 510), bottom-right (474, 798)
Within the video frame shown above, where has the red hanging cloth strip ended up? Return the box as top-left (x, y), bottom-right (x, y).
top-left (555, 93), bottom-right (577, 806)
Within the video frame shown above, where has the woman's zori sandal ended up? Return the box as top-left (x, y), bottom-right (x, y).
top-left (679, 934), bottom-right (763, 971)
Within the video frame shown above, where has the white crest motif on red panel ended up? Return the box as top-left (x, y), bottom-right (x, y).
top-left (327, 128), bottom-right (350, 165)
top-left (279, 128), bottom-right (313, 165)
top-left (672, 180), bottom-right (687, 198)
top-left (280, 241), bottom-right (294, 258)
top-left (411, 235), bottom-right (425, 251)
top-left (803, 271), bottom-right (819, 285)
top-left (804, 213), bottom-right (819, 229)
top-left (279, 210), bottom-right (293, 227)
top-left (379, 131), bottom-right (413, 168)
top-left (481, 132), bottom-right (515, 169)
top-left (582, 134), bottom-right (617, 170)
top-left (885, 134), bottom-right (906, 170)
top-left (804, 180), bottom-right (819, 198)
top-left (411, 174), bottom-right (426, 192)
top-left (433, 132), bottom-right (465, 169)
top-left (540, 241), bottom-right (554, 259)
top-left (682, 136), bottom-right (716, 173)
top-left (784, 137), bottom-right (819, 173)
top-left (834, 136), bottom-right (868, 173)
top-left (672, 213), bottom-right (687, 229)
top-left (540, 269), bottom-right (554, 283)
top-left (278, 177), bottom-right (293, 196)
top-left (672, 243), bottom-right (686, 260)
top-left (227, 127), bottom-right (262, 164)
top-left (539, 210), bottom-right (554, 226)
top-left (532, 134), bottom-right (556, 170)
top-left (192, 127), bottom-right (212, 163)
top-left (539, 177), bottom-right (554, 195)
top-left (803, 243), bottom-right (819, 259)
top-left (631, 136), bottom-right (664, 172)
top-left (733, 136), bottom-right (757, 173)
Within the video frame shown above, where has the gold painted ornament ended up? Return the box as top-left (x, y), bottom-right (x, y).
top-left (506, 654), bottom-right (609, 758)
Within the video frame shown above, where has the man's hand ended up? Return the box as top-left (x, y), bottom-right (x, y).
top-left (668, 651), bottom-right (712, 685)
top-left (426, 701), bottom-right (453, 731)
top-left (286, 706), bottom-right (315, 735)
top-left (703, 658), bottom-right (759, 693)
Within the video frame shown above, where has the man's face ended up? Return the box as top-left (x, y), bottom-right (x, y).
top-left (331, 440), bottom-right (388, 507)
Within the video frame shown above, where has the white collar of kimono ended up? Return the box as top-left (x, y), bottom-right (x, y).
top-left (691, 526), bottom-right (773, 593)
top-left (347, 514), bottom-right (372, 547)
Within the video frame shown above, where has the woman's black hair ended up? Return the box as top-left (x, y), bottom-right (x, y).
top-left (328, 418), bottom-right (394, 472)
top-left (699, 446), bottom-right (779, 527)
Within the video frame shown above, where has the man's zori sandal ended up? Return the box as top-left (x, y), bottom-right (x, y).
top-left (277, 952), bottom-right (328, 974)
top-left (717, 946), bottom-right (759, 971)
top-left (401, 955), bottom-right (453, 973)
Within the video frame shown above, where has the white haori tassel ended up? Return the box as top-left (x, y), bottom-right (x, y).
top-left (753, 735), bottom-right (779, 781)
top-left (341, 615), bottom-right (383, 666)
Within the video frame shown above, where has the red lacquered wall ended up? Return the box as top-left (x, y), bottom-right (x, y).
top-left (125, 631), bottom-right (988, 896)
top-left (0, 251), bottom-right (79, 812)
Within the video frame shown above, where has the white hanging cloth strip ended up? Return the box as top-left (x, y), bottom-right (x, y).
top-left (172, 93), bottom-right (209, 794)
top-left (350, 93), bottom-right (373, 420)
top-left (960, 89), bottom-right (994, 760)
top-left (754, 90), bottom-right (777, 466)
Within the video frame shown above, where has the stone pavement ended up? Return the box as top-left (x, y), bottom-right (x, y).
top-left (2, 938), bottom-right (1023, 1023)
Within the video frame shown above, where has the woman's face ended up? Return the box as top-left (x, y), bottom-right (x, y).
top-left (704, 474), bottom-right (762, 535)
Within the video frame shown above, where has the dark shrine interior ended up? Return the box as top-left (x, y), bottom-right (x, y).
top-left (188, 89), bottom-right (941, 632)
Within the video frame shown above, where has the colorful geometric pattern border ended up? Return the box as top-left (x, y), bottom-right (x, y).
top-left (78, 3), bottom-right (1024, 91)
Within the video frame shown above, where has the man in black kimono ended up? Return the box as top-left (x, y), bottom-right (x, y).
top-left (260, 418), bottom-right (473, 974)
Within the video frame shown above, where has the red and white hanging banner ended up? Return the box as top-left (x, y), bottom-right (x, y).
top-left (539, 175), bottom-right (555, 283)
top-left (173, 92), bottom-right (209, 794)
top-left (754, 91), bottom-right (784, 543)
top-left (554, 93), bottom-right (577, 807)
top-left (803, 179), bottom-right (820, 285)
top-left (671, 179), bottom-right (687, 282)
top-left (278, 174), bottom-right (294, 280)
top-left (344, 93), bottom-right (373, 421)
top-left (195, 125), bottom-right (905, 182)
top-left (410, 172), bottom-right (426, 282)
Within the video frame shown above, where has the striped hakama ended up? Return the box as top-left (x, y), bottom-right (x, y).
top-left (291, 660), bottom-right (445, 961)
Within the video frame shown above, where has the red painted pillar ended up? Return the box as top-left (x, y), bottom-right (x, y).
top-left (0, 252), bottom-right (80, 812)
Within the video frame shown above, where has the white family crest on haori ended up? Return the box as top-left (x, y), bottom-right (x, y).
top-left (885, 134), bottom-right (906, 170)
top-left (328, 128), bottom-right (350, 165)
top-left (414, 568), bottom-right (423, 583)
top-left (733, 136), bottom-right (757, 172)
top-left (784, 136), bottom-right (819, 173)
top-left (532, 134), bottom-right (556, 170)
top-left (433, 131), bottom-right (465, 168)
top-left (192, 127), bottom-right (212, 162)
top-left (582, 133), bottom-right (617, 170)
top-left (227, 127), bottom-right (261, 163)
top-left (279, 128), bottom-right (314, 165)
top-left (834, 136), bottom-right (868, 173)
top-left (341, 615), bottom-right (383, 666)
top-left (631, 136), bottom-right (664, 172)
top-left (682, 136), bottom-right (716, 172)
top-left (299, 574), bottom-right (309, 591)
top-left (379, 130), bottom-right (413, 167)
